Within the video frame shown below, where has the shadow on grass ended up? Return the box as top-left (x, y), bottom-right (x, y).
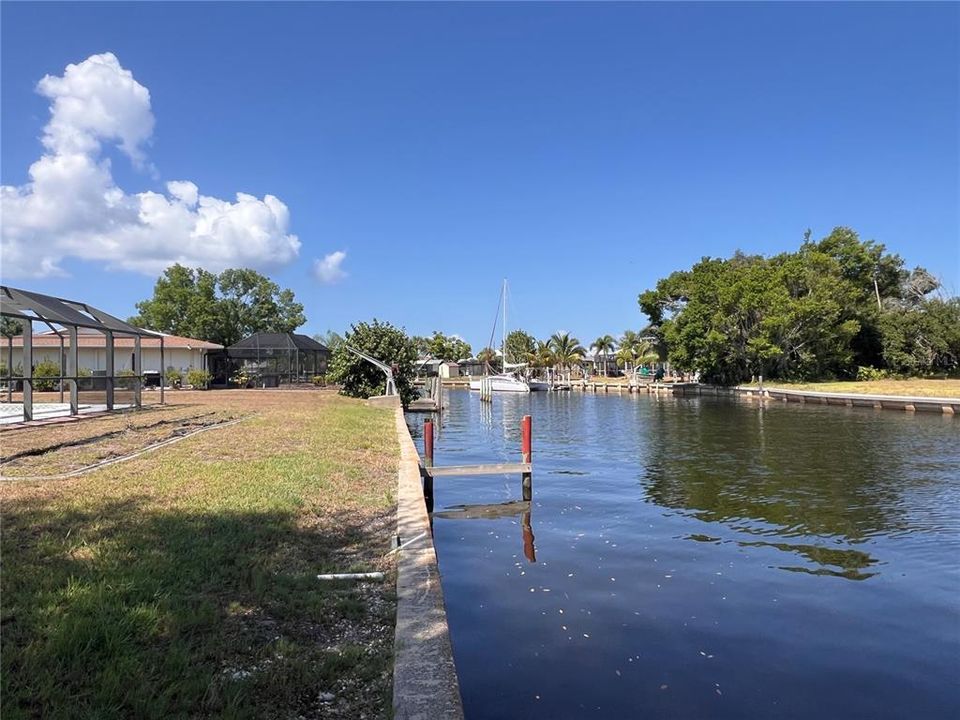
top-left (1, 493), bottom-right (396, 720)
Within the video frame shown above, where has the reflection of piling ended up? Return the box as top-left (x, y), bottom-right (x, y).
top-left (522, 509), bottom-right (536, 563)
top-left (521, 414), bottom-right (532, 501)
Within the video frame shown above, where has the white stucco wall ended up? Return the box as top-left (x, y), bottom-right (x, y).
top-left (5, 347), bottom-right (210, 373)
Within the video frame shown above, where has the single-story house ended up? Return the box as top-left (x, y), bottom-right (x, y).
top-left (4, 327), bottom-right (223, 374)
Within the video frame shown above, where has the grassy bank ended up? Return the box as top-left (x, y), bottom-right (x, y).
top-left (1, 390), bottom-right (398, 719)
top-left (746, 378), bottom-right (960, 398)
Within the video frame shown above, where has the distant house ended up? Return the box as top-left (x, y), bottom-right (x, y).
top-left (439, 361), bottom-right (460, 378)
top-left (416, 358), bottom-right (443, 377)
top-left (5, 327), bottom-right (222, 374)
top-left (457, 357), bottom-right (485, 376)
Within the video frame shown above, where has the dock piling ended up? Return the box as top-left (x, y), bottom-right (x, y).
top-left (423, 419), bottom-right (435, 507)
top-left (521, 414), bottom-right (532, 501)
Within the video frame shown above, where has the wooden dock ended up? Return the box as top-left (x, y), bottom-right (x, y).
top-left (422, 462), bottom-right (531, 477)
top-left (408, 398), bottom-right (440, 412)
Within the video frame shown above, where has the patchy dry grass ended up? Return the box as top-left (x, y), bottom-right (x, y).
top-left (748, 378), bottom-right (960, 398)
top-left (1, 390), bottom-right (399, 719)
top-left (1, 402), bottom-right (241, 477)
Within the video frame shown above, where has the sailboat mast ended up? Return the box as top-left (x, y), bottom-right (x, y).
top-left (502, 278), bottom-right (507, 368)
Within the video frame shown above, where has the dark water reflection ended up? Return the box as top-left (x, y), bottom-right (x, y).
top-left (409, 391), bottom-right (959, 720)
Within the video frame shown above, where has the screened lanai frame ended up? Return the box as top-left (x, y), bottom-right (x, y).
top-left (226, 332), bottom-right (330, 387)
top-left (0, 285), bottom-right (165, 423)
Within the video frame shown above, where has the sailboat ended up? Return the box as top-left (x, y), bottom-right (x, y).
top-left (470, 280), bottom-right (531, 393)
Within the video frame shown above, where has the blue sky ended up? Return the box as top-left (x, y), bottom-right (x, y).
top-left (2, 1), bottom-right (958, 350)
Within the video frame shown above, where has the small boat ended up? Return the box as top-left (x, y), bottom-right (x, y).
top-left (527, 378), bottom-right (550, 392)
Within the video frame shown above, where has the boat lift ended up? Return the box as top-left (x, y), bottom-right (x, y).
top-left (345, 345), bottom-right (397, 396)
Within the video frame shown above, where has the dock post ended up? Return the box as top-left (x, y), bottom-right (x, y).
top-left (423, 418), bottom-right (434, 509)
top-left (521, 414), bottom-right (532, 501)
top-left (424, 418), bottom-right (434, 466)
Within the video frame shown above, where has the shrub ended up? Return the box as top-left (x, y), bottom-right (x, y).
top-left (186, 368), bottom-right (211, 389)
top-left (33, 361), bottom-right (61, 391)
top-left (78, 367), bottom-right (93, 377)
top-left (328, 319), bottom-right (418, 407)
top-left (856, 365), bottom-right (890, 382)
top-left (166, 367), bottom-right (183, 387)
top-left (312, 375), bottom-right (326, 386)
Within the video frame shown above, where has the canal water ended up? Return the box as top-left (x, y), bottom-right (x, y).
top-left (408, 390), bottom-right (959, 720)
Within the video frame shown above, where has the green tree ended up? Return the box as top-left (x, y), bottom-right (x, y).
top-left (548, 332), bottom-right (586, 373)
top-left (328, 320), bottom-right (419, 407)
top-left (477, 347), bottom-right (497, 367)
top-left (615, 346), bottom-right (635, 371)
top-left (505, 330), bottom-right (536, 366)
top-left (217, 268), bottom-right (306, 347)
top-left (880, 298), bottom-right (960, 375)
top-left (313, 330), bottom-right (344, 350)
top-left (618, 330), bottom-right (655, 372)
top-left (637, 228), bottom-right (913, 384)
top-left (529, 340), bottom-right (554, 370)
top-left (591, 334), bottom-right (617, 376)
top-left (411, 335), bottom-right (431, 357)
top-left (426, 331), bottom-right (472, 362)
top-left (130, 264), bottom-right (305, 347)
top-left (129, 264), bottom-right (220, 340)
top-left (1, 316), bottom-right (23, 337)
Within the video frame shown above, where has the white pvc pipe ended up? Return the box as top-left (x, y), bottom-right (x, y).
top-left (385, 531), bottom-right (426, 556)
top-left (316, 572), bottom-right (385, 581)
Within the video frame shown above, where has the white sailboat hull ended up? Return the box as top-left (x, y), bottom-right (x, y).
top-left (469, 375), bottom-right (530, 393)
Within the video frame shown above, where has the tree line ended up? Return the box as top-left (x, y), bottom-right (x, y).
top-left (638, 227), bottom-right (959, 385)
top-left (128, 264), bottom-right (306, 348)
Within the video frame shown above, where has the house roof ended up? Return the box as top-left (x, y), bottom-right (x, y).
top-left (227, 332), bottom-right (329, 355)
top-left (6, 332), bottom-right (223, 350)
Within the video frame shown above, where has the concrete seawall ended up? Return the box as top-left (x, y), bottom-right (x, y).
top-left (383, 396), bottom-right (464, 720)
top-left (675, 384), bottom-right (959, 414)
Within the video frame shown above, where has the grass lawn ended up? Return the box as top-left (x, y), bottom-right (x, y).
top-left (1, 389), bottom-right (399, 719)
top-left (747, 378), bottom-right (960, 398)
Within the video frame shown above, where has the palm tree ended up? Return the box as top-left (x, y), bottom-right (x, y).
top-left (592, 334), bottom-right (617, 376)
top-left (615, 346), bottom-right (636, 372)
top-left (640, 322), bottom-right (669, 363)
top-left (549, 332), bottom-right (587, 376)
top-left (618, 330), bottom-right (641, 372)
top-left (529, 340), bottom-right (554, 371)
top-left (634, 339), bottom-right (659, 367)
top-left (477, 346), bottom-right (499, 373)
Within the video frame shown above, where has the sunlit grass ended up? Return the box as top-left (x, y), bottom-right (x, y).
top-left (747, 378), bottom-right (960, 398)
top-left (1, 390), bottom-right (398, 719)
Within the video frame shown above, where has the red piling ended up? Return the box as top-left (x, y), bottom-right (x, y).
top-left (521, 415), bottom-right (532, 463)
top-left (424, 419), bottom-right (434, 466)
top-left (521, 415), bottom-right (532, 501)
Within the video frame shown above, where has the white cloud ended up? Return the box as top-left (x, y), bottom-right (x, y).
top-left (1, 53), bottom-right (300, 279)
top-left (313, 251), bottom-right (347, 284)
